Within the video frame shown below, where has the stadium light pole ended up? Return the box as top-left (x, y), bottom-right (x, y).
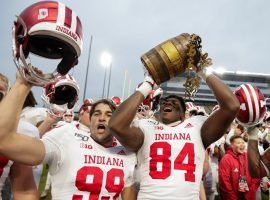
top-left (122, 70), bottom-right (127, 100)
top-left (101, 68), bottom-right (107, 99)
top-left (100, 51), bottom-right (112, 98)
top-left (106, 62), bottom-right (112, 99)
top-left (82, 35), bottom-right (93, 101)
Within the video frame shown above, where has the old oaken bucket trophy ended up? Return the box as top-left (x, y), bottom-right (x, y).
top-left (141, 33), bottom-right (212, 101)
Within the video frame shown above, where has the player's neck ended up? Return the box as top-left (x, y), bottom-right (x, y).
top-left (94, 135), bottom-right (114, 147)
top-left (163, 120), bottom-right (182, 127)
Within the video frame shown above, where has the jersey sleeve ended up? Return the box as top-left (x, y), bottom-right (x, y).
top-left (135, 118), bottom-right (153, 134)
top-left (17, 120), bottom-right (40, 138)
top-left (41, 125), bottom-right (70, 175)
top-left (124, 169), bottom-right (135, 188)
top-left (191, 115), bottom-right (208, 126)
top-left (131, 118), bottom-right (140, 128)
top-left (124, 153), bottom-right (137, 188)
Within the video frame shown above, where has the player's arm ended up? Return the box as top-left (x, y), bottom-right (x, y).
top-left (10, 162), bottom-right (39, 200)
top-left (247, 127), bottom-right (269, 178)
top-left (109, 76), bottom-right (154, 151)
top-left (121, 184), bottom-right (136, 200)
top-left (199, 181), bottom-right (206, 200)
top-left (199, 71), bottom-right (239, 148)
top-left (38, 112), bottom-right (58, 138)
top-left (202, 150), bottom-right (210, 177)
top-left (0, 76), bottom-right (45, 165)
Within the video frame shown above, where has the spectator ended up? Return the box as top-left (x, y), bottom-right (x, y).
top-left (219, 135), bottom-right (260, 200)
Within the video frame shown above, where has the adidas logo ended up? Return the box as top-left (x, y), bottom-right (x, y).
top-left (184, 123), bottom-right (194, 128)
top-left (118, 150), bottom-right (126, 155)
top-left (234, 168), bottom-right (239, 172)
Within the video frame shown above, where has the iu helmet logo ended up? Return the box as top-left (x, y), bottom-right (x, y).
top-left (234, 84), bottom-right (266, 127)
top-left (38, 8), bottom-right (49, 20)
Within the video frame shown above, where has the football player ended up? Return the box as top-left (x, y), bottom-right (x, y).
top-left (0, 73), bottom-right (137, 199)
top-left (0, 73), bottom-right (38, 200)
top-left (109, 69), bottom-right (239, 199)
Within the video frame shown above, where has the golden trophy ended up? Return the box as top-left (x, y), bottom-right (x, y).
top-left (141, 33), bottom-right (212, 100)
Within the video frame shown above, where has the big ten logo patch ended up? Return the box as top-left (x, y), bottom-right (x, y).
top-left (80, 143), bottom-right (93, 150)
top-left (155, 126), bottom-right (164, 130)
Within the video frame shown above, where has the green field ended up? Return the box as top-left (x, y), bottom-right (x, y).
top-left (39, 164), bottom-right (51, 200)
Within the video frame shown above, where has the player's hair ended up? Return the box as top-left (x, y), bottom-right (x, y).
top-left (0, 73), bottom-right (9, 91)
top-left (236, 124), bottom-right (245, 133)
top-left (23, 90), bottom-right (37, 108)
top-left (230, 135), bottom-right (244, 143)
top-left (89, 99), bottom-right (116, 118)
top-left (164, 94), bottom-right (186, 114)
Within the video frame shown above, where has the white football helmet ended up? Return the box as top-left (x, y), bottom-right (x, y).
top-left (42, 74), bottom-right (79, 117)
top-left (79, 98), bottom-right (94, 115)
top-left (12, 1), bottom-right (83, 86)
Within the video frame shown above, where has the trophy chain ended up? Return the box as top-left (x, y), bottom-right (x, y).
top-left (184, 34), bottom-right (212, 101)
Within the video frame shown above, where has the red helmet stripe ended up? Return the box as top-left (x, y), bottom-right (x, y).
top-left (64, 7), bottom-right (72, 28)
top-left (235, 83), bottom-right (266, 126)
top-left (247, 84), bottom-right (260, 122)
top-left (241, 84), bottom-right (253, 123)
top-left (76, 16), bottom-right (83, 40)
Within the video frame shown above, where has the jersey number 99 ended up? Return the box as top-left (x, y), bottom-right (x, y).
top-left (73, 166), bottom-right (124, 200)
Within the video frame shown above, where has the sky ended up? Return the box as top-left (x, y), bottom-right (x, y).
top-left (1, 0), bottom-right (270, 108)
